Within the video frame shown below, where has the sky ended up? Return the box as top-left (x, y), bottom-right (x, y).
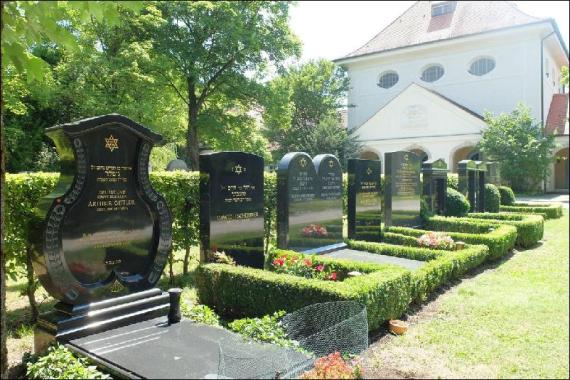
top-left (289, 1), bottom-right (570, 63)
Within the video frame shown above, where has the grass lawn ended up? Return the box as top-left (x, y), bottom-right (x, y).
top-left (362, 209), bottom-right (569, 379)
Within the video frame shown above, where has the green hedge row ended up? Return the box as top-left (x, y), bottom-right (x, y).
top-left (500, 203), bottom-right (563, 220)
top-left (196, 240), bottom-right (488, 329)
top-left (467, 213), bottom-right (544, 248)
top-left (196, 252), bottom-right (412, 331)
top-left (388, 216), bottom-right (517, 261)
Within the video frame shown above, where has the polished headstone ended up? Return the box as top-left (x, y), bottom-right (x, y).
top-left (166, 159), bottom-right (188, 171)
top-left (31, 114), bottom-right (173, 305)
top-left (384, 151), bottom-right (422, 228)
top-left (347, 159), bottom-right (382, 241)
top-left (458, 159), bottom-right (477, 212)
top-left (422, 159), bottom-right (448, 215)
top-left (475, 161), bottom-right (487, 212)
top-left (277, 152), bottom-right (344, 253)
top-left (200, 152), bottom-right (264, 268)
top-left (486, 161), bottom-right (501, 186)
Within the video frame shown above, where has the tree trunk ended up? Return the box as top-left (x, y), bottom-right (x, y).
top-left (168, 251), bottom-right (175, 285)
top-left (25, 248), bottom-right (38, 323)
top-left (183, 246), bottom-right (190, 275)
top-left (186, 79), bottom-right (200, 170)
top-left (1, 32), bottom-right (8, 374)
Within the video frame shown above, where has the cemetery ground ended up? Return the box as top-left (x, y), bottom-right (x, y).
top-left (5, 210), bottom-right (569, 378)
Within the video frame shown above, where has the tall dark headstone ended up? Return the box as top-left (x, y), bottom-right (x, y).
top-left (422, 159), bottom-right (448, 215)
top-left (475, 161), bottom-right (487, 212)
top-left (458, 159), bottom-right (477, 212)
top-left (347, 159), bottom-right (382, 241)
top-left (200, 152), bottom-right (264, 268)
top-left (277, 152), bottom-right (344, 253)
top-left (486, 161), bottom-right (501, 186)
top-left (31, 114), bottom-right (173, 350)
top-left (384, 151), bottom-right (421, 228)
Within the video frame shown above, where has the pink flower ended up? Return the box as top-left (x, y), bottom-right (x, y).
top-left (329, 272), bottom-right (337, 281)
top-left (315, 264), bottom-right (324, 272)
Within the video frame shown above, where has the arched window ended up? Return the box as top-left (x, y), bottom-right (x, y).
top-left (469, 57), bottom-right (495, 76)
top-left (421, 64), bottom-right (444, 82)
top-left (377, 71), bottom-right (399, 89)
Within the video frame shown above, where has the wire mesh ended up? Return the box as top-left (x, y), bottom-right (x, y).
top-left (217, 301), bottom-right (368, 379)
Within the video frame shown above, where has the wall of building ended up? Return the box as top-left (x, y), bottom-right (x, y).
top-left (345, 25), bottom-right (549, 130)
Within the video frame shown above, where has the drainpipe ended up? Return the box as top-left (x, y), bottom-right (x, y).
top-left (540, 31), bottom-right (555, 193)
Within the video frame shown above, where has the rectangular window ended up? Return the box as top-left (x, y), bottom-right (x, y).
top-left (431, 1), bottom-right (456, 17)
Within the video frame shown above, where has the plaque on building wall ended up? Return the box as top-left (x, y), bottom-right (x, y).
top-left (401, 105), bottom-right (428, 129)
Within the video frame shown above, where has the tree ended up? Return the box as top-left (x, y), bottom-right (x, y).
top-left (262, 59), bottom-right (353, 162)
top-left (561, 66), bottom-right (568, 86)
top-left (150, 1), bottom-right (300, 169)
top-left (478, 104), bottom-right (555, 192)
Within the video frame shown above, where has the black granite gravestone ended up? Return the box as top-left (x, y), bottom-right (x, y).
top-left (384, 151), bottom-right (421, 228)
top-left (458, 159), bottom-right (477, 212)
top-left (486, 161), bottom-right (501, 186)
top-left (422, 159), bottom-right (448, 215)
top-left (347, 159), bottom-right (382, 241)
top-left (475, 161), bottom-right (487, 212)
top-left (200, 152), bottom-right (264, 268)
top-left (277, 152), bottom-right (345, 253)
top-left (31, 114), bottom-right (173, 351)
top-left (166, 159), bottom-right (188, 171)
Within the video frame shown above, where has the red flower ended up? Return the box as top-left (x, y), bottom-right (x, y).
top-left (273, 257), bottom-right (285, 266)
top-left (329, 272), bottom-right (337, 281)
top-left (304, 259), bottom-right (312, 267)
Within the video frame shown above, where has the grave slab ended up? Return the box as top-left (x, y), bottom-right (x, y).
top-left (324, 249), bottom-right (425, 271)
top-left (68, 316), bottom-right (310, 379)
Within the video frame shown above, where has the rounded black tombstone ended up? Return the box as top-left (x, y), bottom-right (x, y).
top-left (31, 114), bottom-right (173, 305)
top-left (166, 159), bottom-right (189, 171)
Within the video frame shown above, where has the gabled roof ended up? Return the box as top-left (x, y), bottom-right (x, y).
top-left (353, 82), bottom-right (485, 133)
top-left (336, 1), bottom-right (557, 62)
top-left (546, 94), bottom-right (569, 136)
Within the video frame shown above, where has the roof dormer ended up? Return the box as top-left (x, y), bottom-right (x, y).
top-left (431, 1), bottom-right (457, 17)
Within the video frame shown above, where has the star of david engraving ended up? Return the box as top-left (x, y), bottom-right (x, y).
top-left (366, 167), bottom-right (372, 176)
top-left (232, 164), bottom-right (245, 175)
top-left (104, 135), bottom-right (119, 152)
top-left (328, 160), bottom-right (334, 168)
top-left (299, 158), bottom-right (307, 168)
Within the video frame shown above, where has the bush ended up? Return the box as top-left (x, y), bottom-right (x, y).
top-left (444, 188), bottom-right (470, 217)
top-left (196, 253), bottom-right (412, 331)
top-left (347, 239), bottom-right (489, 302)
top-left (227, 311), bottom-right (294, 348)
top-left (484, 184), bottom-right (501, 212)
top-left (467, 213), bottom-right (544, 248)
top-left (500, 203), bottom-right (563, 219)
top-left (498, 186), bottom-right (516, 205)
top-left (26, 344), bottom-right (110, 379)
top-left (388, 216), bottom-right (517, 261)
top-left (447, 174), bottom-right (459, 190)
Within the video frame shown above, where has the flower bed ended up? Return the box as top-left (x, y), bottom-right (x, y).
top-left (387, 216), bottom-right (517, 261)
top-left (466, 212), bottom-right (544, 248)
top-left (271, 254), bottom-right (342, 281)
top-left (500, 202), bottom-right (563, 219)
top-left (196, 252), bottom-right (412, 331)
top-left (417, 232), bottom-right (455, 250)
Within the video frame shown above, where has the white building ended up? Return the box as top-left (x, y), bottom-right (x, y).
top-left (334, 1), bottom-right (569, 191)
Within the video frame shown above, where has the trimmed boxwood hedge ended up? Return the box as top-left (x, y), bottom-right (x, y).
top-left (500, 203), bottom-right (563, 219)
top-left (498, 186), bottom-right (516, 205)
top-left (444, 188), bottom-right (470, 217)
top-left (484, 184), bottom-right (501, 213)
top-left (388, 216), bottom-right (517, 261)
top-left (196, 252), bottom-right (413, 331)
top-left (467, 212), bottom-right (544, 248)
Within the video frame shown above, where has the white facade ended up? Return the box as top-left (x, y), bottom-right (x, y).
top-left (338, 16), bottom-right (568, 181)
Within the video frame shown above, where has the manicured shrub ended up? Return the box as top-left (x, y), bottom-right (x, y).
top-left (447, 174), bottom-right (459, 190)
top-left (498, 186), bottom-right (516, 205)
top-left (346, 239), bottom-right (446, 261)
top-left (500, 203), bottom-right (563, 219)
top-left (444, 187), bottom-right (470, 217)
top-left (26, 344), bottom-right (110, 379)
top-left (388, 216), bottom-right (517, 261)
top-left (467, 213), bottom-right (544, 248)
top-left (484, 184), bottom-right (501, 213)
top-left (196, 253), bottom-right (413, 331)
